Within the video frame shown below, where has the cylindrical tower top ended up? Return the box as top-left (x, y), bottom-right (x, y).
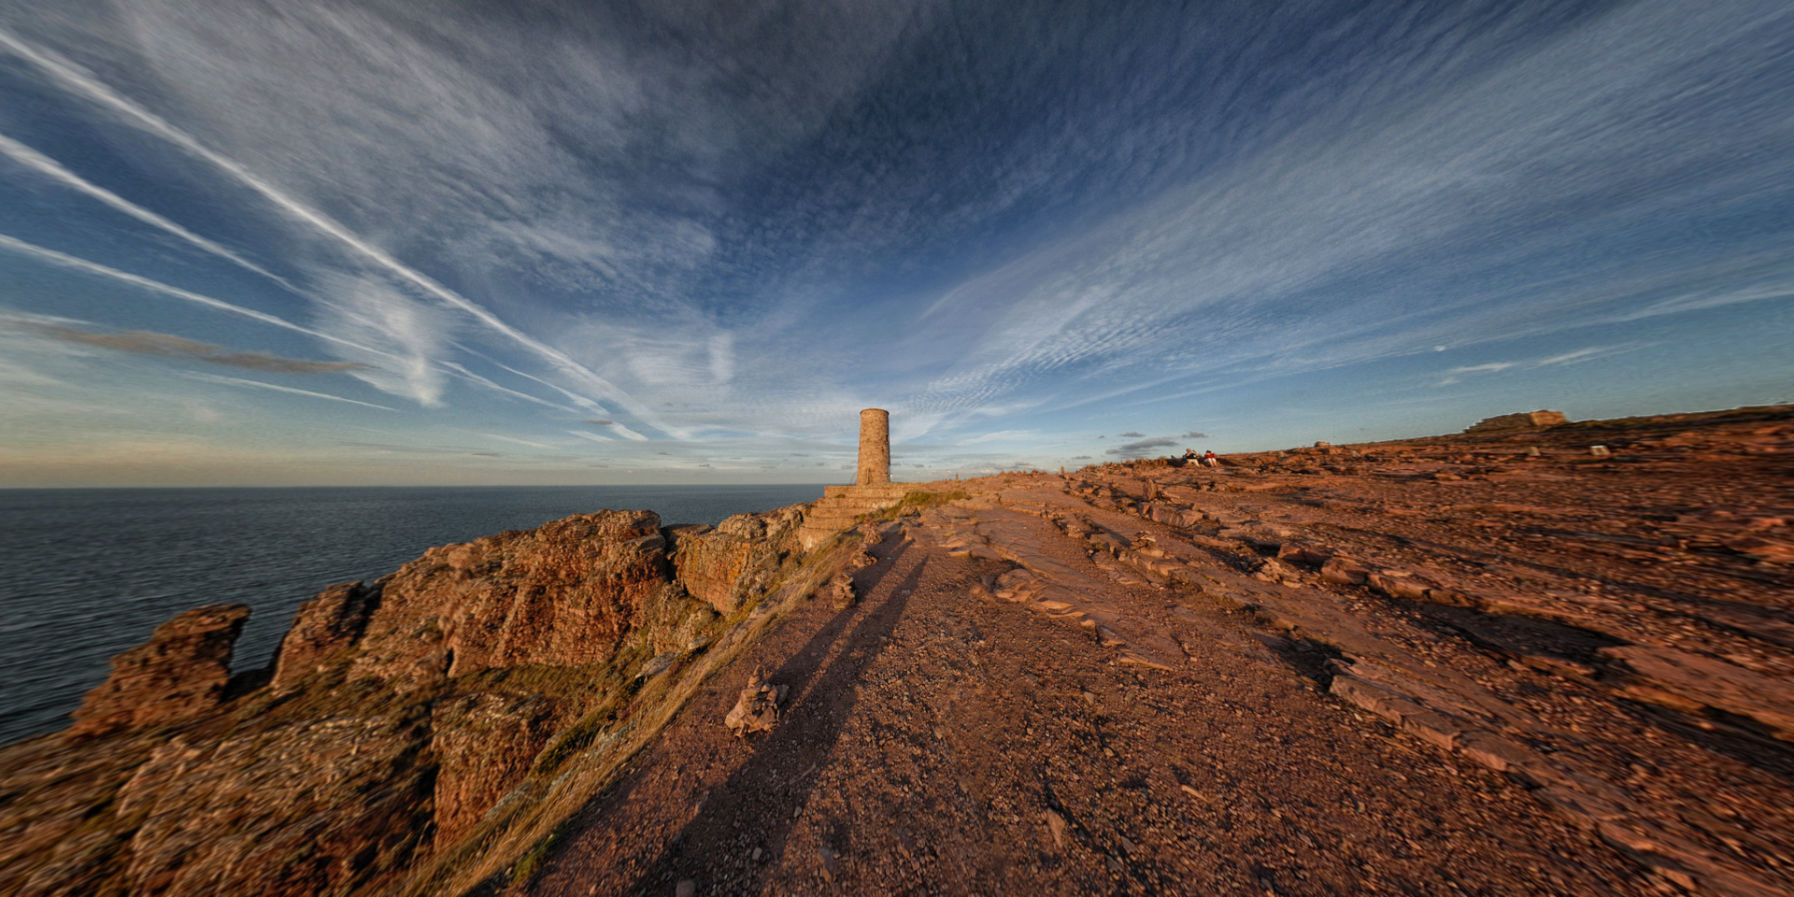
top-left (856, 408), bottom-right (890, 485)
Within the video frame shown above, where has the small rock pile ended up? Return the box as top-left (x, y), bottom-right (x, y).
top-left (724, 668), bottom-right (787, 738)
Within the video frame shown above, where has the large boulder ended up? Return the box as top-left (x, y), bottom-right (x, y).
top-left (670, 510), bottom-right (798, 613)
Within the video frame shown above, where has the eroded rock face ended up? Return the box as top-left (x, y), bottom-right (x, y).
top-left (71, 604), bottom-right (250, 737)
top-left (430, 692), bottom-right (563, 842)
top-left (672, 525), bottom-right (754, 613)
top-left (671, 509), bottom-right (800, 614)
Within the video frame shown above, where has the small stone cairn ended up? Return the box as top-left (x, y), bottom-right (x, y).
top-left (724, 668), bottom-right (787, 737)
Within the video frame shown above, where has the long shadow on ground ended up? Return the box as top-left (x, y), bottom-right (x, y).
top-left (619, 538), bottom-right (927, 895)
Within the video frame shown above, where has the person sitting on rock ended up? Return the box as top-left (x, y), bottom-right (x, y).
top-left (1204, 450), bottom-right (1219, 467)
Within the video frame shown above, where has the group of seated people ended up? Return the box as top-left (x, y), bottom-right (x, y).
top-left (1172, 448), bottom-right (1220, 468)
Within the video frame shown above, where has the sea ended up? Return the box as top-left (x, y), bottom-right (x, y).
top-left (0, 484), bottom-right (827, 746)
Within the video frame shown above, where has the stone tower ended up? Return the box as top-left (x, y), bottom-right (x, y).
top-left (855, 408), bottom-right (890, 485)
top-left (798, 408), bottom-right (913, 550)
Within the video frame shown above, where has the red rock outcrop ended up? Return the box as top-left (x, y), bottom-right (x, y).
top-left (71, 604), bottom-right (249, 737)
top-left (269, 580), bottom-right (380, 691)
top-left (347, 510), bottom-right (676, 689)
top-left (14, 407), bottom-right (1789, 897)
top-left (671, 507), bottom-right (802, 613)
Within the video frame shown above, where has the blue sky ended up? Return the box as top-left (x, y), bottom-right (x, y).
top-left (1, 0), bottom-right (1790, 486)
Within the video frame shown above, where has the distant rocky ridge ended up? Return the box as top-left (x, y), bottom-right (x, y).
top-left (1465, 409), bottom-right (1568, 432)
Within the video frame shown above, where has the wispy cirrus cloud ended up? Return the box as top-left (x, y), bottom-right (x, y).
top-left (0, 233), bottom-right (383, 356)
top-left (0, 131), bottom-right (294, 288)
top-left (0, 0), bottom-right (1787, 483)
top-left (309, 273), bottom-right (451, 407)
top-left (1434, 344), bottom-right (1652, 386)
top-left (480, 432), bottom-right (552, 450)
top-left (896, 0), bottom-right (1794, 421)
top-left (184, 371), bottom-right (396, 411)
top-left (0, 233), bottom-right (595, 415)
top-left (0, 21), bottom-right (666, 428)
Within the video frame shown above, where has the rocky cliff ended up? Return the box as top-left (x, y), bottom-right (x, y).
top-left (0, 504), bottom-right (836, 897)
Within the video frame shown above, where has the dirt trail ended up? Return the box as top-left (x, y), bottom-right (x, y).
top-left (529, 518), bottom-right (1646, 896)
top-left (526, 406), bottom-right (1794, 896)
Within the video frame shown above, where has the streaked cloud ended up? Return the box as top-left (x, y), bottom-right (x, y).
top-left (0, 21), bottom-right (662, 427)
top-left (1434, 344), bottom-right (1651, 386)
top-left (21, 320), bottom-right (365, 374)
top-left (0, 131), bottom-right (293, 288)
top-left (184, 372), bottom-right (397, 411)
top-left (0, 234), bottom-right (382, 355)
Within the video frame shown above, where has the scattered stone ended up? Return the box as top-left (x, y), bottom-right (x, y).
top-left (639, 650), bottom-right (681, 678)
top-left (1459, 731), bottom-right (1535, 775)
top-left (1603, 645), bottom-right (1794, 739)
top-left (1728, 535), bottom-right (1794, 564)
top-left (1320, 556), bottom-right (1371, 586)
top-left (1367, 570), bottom-right (1431, 601)
top-left (676, 879), bottom-right (696, 897)
top-left (1276, 543), bottom-right (1330, 568)
top-left (1044, 809), bottom-right (1068, 849)
top-left (1590, 445), bottom-right (1612, 457)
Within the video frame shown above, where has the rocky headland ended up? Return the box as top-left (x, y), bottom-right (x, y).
top-left (2, 405), bottom-right (1791, 896)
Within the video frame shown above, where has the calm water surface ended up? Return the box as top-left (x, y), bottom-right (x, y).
top-left (0, 484), bottom-right (825, 745)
